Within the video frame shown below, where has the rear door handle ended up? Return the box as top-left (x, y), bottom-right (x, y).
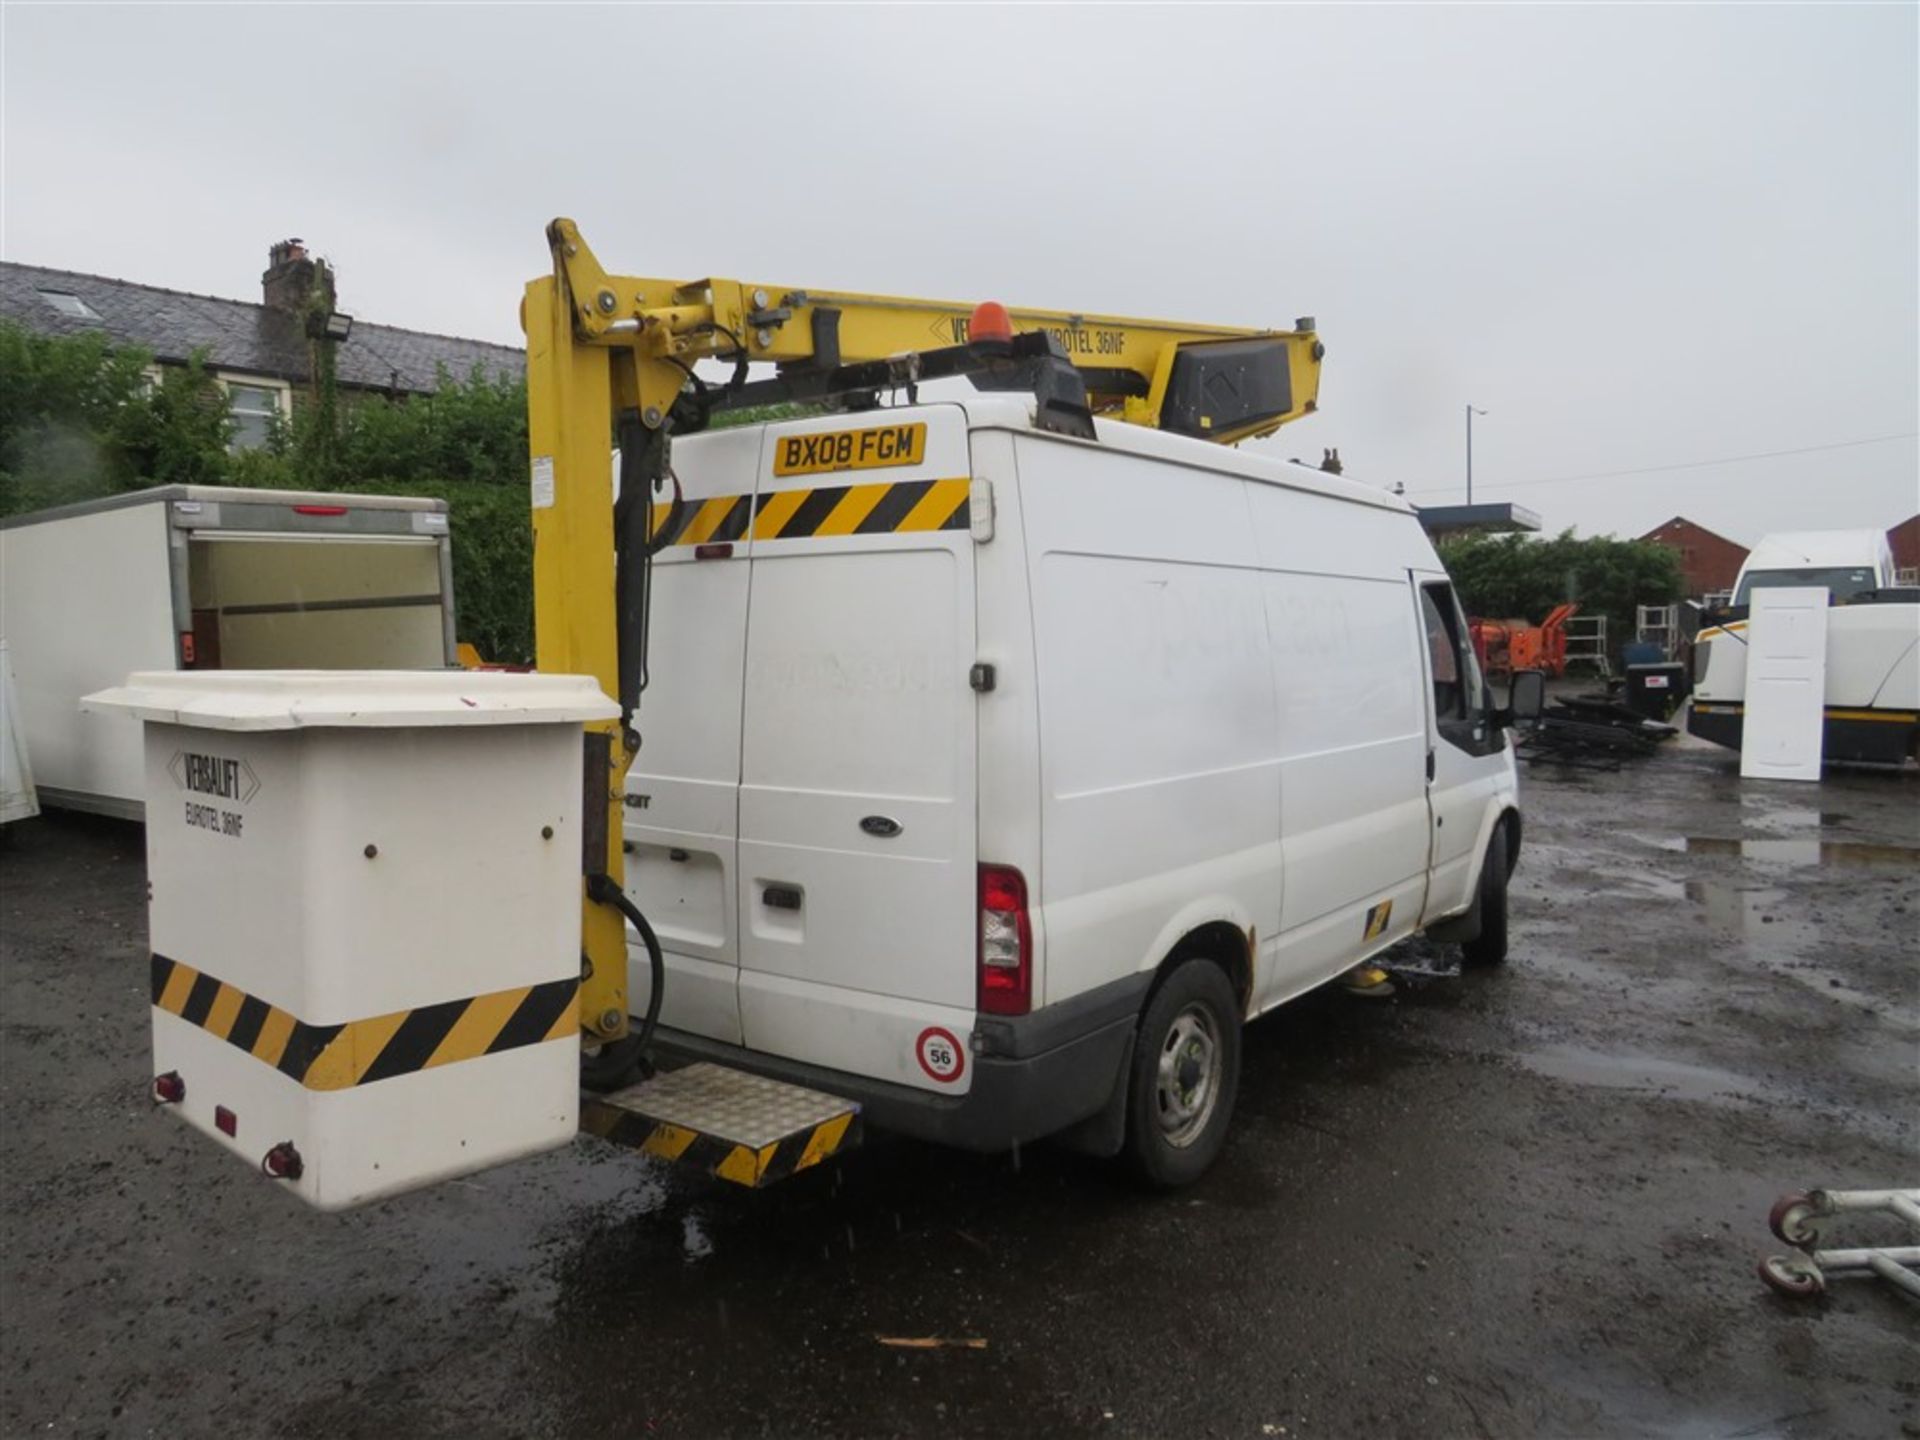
top-left (1425, 749), bottom-right (1436, 782)
top-left (762, 884), bottom-right (803, 912)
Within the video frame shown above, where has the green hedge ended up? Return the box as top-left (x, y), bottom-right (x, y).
top-left (1436, 529), bottom-right (1682, 663)
top-left (1, 321), bottom-right (538, 663)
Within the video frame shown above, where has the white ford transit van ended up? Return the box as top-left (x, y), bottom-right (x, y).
top-left (621, 396), bottom-right (1527, 1184)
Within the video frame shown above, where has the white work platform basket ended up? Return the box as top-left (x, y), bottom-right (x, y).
top-left (86, 670), bottom-right (619, 1209)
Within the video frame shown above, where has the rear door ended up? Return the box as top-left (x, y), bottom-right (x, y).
top-left (736, 408), bottom-right (980, 1095)
top-left (622, 425), bottom-right (766, 1045)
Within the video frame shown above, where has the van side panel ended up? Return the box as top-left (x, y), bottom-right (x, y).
top-left (1017, 437), bottom-right (1282, 1007)
top-left (967, 431), bottom-right (1048, 998)
top-left (1244, 485), bottom-right (1433, 1003)
top-left (1261, 578), bottom-right (1429, 994)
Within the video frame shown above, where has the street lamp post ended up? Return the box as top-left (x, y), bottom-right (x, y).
top-left (1466, 404), bottom-right (1488, 504)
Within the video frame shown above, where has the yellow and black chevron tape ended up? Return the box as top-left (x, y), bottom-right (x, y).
top-left (579, 1097), bottom-right (860, 1189)
top-left (150, 953), bottom-right (578, 1091)
top-left (649, 476), bottom-right (970, 548)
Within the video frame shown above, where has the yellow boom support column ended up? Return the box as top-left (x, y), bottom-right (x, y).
top-left (525, 272), bottom-right (630, 1041)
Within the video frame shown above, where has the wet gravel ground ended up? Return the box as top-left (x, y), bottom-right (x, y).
top-left (2, 739), bottom-right (1916, 1439)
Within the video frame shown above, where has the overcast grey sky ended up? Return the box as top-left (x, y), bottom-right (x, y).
top-left (4, 3), bottom-right (1915, 543)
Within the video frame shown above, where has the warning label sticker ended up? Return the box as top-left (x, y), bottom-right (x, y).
top-left (530, 455), bottom-right (555, 509)
top-left (915, 1026), bottom-right (965, 1084)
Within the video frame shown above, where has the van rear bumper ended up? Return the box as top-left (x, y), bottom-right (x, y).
top-left (649, 974), bottom-right (1149, 1154)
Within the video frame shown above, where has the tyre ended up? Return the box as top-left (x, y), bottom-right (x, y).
top-left (1123, 958), bottom-right (1242, 1188)
top-left (1461, 824), bottom-right (1510, 967)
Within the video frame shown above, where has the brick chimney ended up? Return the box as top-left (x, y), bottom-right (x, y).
top-left (262, 238), bottom-right (316, 312)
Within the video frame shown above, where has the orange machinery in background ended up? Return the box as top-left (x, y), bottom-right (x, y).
top-left (1470, 603), bottom-right (1577, 680)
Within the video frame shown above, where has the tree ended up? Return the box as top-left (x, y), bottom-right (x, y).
top-left (0, 322), bottom-right (229, 512)
top-left (1, 321), bottom-right (536, 661)
top-left (1437, 528), bottom-right (1683, 660)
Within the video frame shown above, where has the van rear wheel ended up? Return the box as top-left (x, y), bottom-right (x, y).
top-left (1461, 826), bottom-right (1510, 967)
top-left (1123, 959), bottom-right (1242, 1188)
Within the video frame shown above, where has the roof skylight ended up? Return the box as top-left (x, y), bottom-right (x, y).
top-left (37, 290), bottom-right (101, 321)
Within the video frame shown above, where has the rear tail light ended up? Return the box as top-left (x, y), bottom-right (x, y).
top-left (977, 864), bottom-right (1032, 1016)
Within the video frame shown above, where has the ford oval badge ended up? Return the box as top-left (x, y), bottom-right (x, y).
top-left (860, 815), bottom-right (903, 839)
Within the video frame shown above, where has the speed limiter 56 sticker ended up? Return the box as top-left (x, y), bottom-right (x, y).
top-left (915, 1026), bottom-right (966, 1084)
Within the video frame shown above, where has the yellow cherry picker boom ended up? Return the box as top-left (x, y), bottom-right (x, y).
top-left (525, 219), bottom-right (1325, 1182)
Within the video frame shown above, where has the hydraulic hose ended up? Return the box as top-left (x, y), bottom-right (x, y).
top-left (584, 872), bottom-right (666, 1078)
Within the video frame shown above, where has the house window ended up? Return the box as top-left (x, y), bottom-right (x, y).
top-left (221, 379), bottom-right (287, 451)
top-left (37, 290), bottom-right (101, 321)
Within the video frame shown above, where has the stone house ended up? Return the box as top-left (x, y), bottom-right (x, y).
top-left (0, 240), bottom-right (523, 450)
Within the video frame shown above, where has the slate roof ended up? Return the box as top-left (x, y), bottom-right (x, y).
top-left (0, 260), bottom-right (524, 395)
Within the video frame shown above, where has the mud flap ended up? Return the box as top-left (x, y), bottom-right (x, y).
top-left (1050, 1031), bottom-right (1135, 1159)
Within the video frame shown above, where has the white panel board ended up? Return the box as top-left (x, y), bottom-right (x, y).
top-left (0, 501), bottom-right (176, 814)
top-left (1741, 587), bottom-right (1829, 782)
top-left (0, 640), bottom-right (41, 824)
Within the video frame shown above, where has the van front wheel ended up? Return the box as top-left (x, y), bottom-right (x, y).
top-left (1123, 959), bottom-right (1242, 1188)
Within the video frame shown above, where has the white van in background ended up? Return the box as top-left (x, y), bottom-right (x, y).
top-left (620, 397), bottom-right (1533, 1184)
top-left (1692, 528), bottom-right (1919, 767)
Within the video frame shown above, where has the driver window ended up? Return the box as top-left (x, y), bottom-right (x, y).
top-left (1447, 587), bottom-right (1489, 717)
top-left (1420, 587), bottom-right (1464, 721)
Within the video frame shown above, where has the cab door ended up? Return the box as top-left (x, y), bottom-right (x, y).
top-left (1413, 574), bottom-right (1503, 921)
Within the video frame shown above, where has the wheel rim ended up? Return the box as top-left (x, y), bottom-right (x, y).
top-left (1154, 1002), bottom-right (1222, 1148)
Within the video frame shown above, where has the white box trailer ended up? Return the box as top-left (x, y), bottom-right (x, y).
top-left (0, 485), bottom-right (458, 818)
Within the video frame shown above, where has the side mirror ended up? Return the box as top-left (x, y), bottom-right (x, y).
top-left (1503, 669), bottom-right (1546, 725)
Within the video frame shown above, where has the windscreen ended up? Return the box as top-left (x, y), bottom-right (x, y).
top-left (1734, 567), bottom-right (1876, 606)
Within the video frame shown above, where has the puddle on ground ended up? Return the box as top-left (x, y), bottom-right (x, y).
top-left (1637, 833), bottom-right (1920, 866)
top-left (681, 1209), bottom-right (715, 1262)
top-left (1578, 872), bottom-right (1915, 1020)
top-left (1594, 873), bottom-right (1799, 933)
top-left (1738, 802), bottom-right (1852, 833)
top-left (1682, 880), bottom-right (1794, 936)
top-left (1683, 837), bottom-right (1919, 866)
top-left (1520, 1043), bottom-right (1758, 1103)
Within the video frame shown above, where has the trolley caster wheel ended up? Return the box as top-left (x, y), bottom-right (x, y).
top-left (1758, 1253), bottom-right (1824, 1298)
top-left (1769, 1192), bottom-right (1819, 1247)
